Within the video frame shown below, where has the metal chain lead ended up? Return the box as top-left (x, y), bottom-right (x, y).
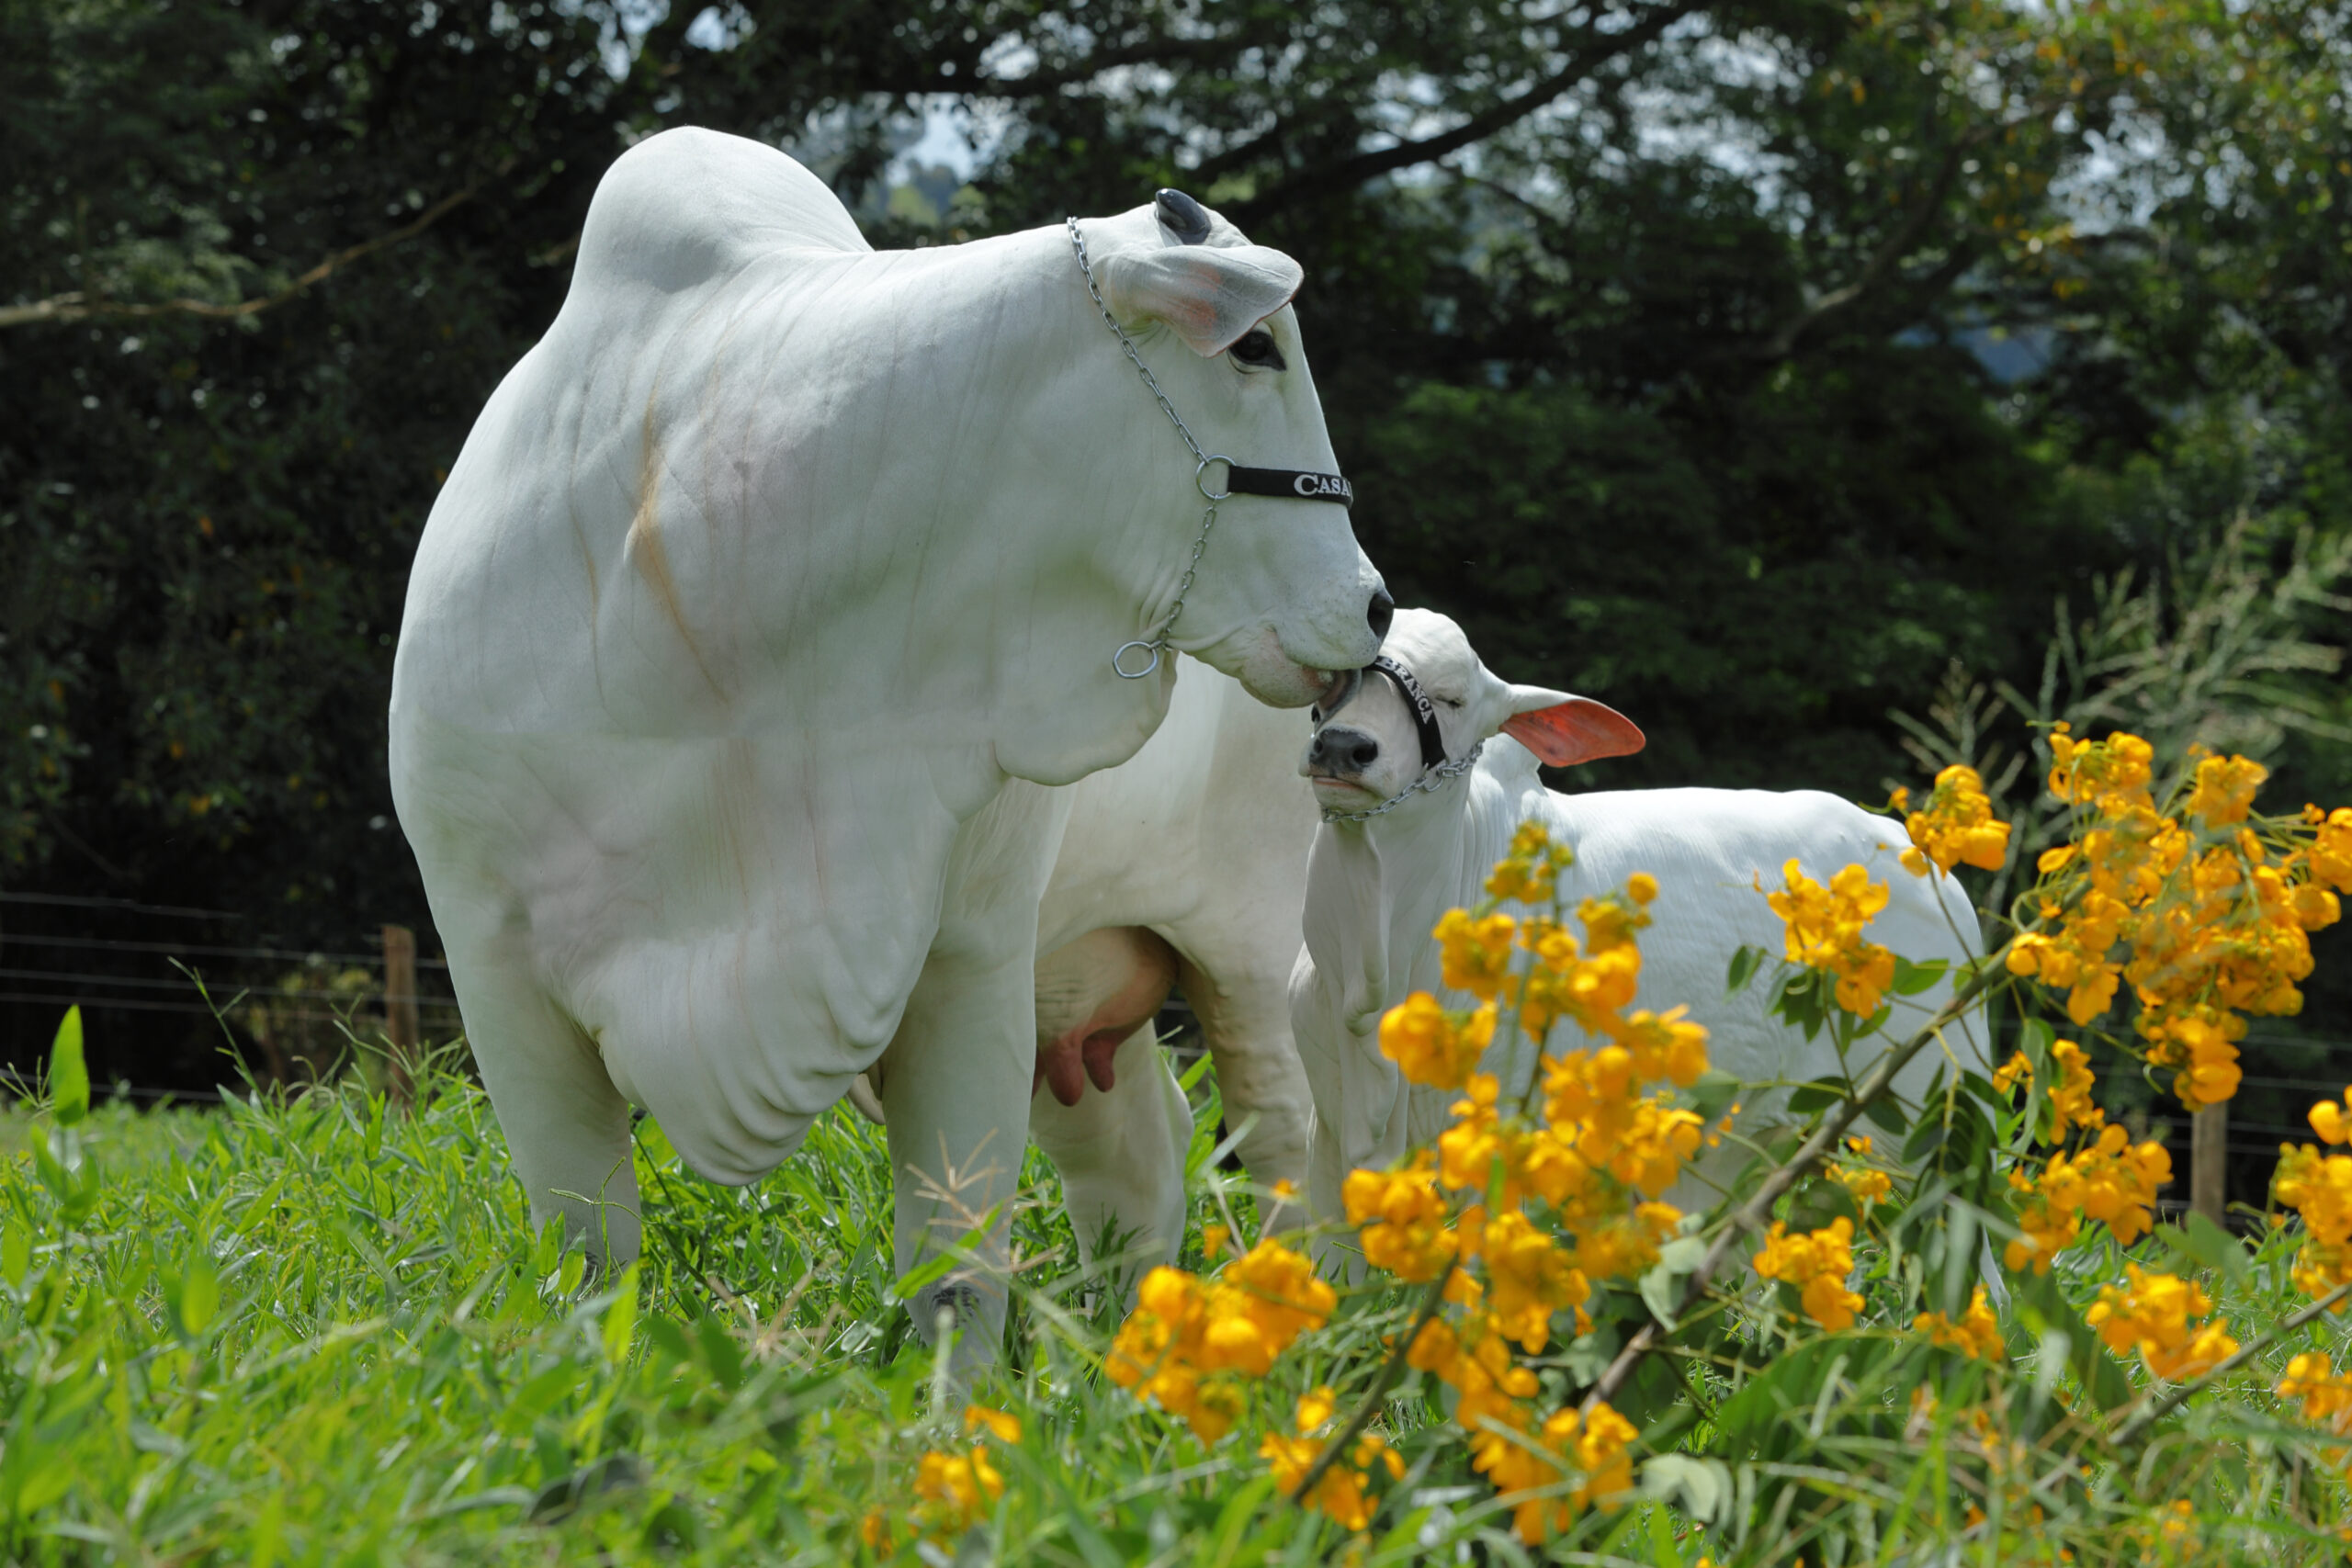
top-left (1318, 742), bottom-right (1486, 824)
top-left (1069, 216), bottom-right (1229, 680)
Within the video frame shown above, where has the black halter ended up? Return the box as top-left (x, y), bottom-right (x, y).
top-left (1314, 655), bottom-right (1448, 769)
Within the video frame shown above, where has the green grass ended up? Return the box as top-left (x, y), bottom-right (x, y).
top-left (8, 1043), bottom-right (2352, 1565)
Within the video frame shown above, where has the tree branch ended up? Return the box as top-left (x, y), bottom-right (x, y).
top-left (1753, 138), bottom-right (1975, 361)
top-left (0, 162), bottom-right (512, 331)
top-left (1227, 0), bottom-right (1702, 225)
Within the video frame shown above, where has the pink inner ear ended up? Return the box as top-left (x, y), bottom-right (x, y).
top-left (1500, 699), bottom-right (1645, 768)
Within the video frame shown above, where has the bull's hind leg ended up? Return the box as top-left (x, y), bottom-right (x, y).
top-left (1028, 1022), bottom-right (1193, 1292)
top-left (449, 951), bottom-right (642, 1270)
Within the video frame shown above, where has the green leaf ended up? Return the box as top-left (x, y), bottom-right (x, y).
top-left (1687, 1070), bottom-right (1742, 1122)
top-left (0, 1223), bottom-right (26, 1290)
top-left (1725, 943), bottom-right (1767, 996)
top-left (1639, 1453), bottom-right (1732, 1527)
top-left (2157, 1214), bottom-right (2251, 1288)
top-left (1860, 1094), bottom-right (1910, 1137)
top-left (1890, 955), bottom-right (1949, 996)
top-left (1637, 1235), bottom-right (1706, 1327)
top-left (601, 1262), bottom-right (640, 1365)
top-left (174, 1250), bottom-right (220, 1337)
top-left (49, 1007), bottom-right (87, 1126)
top-left (2016, 1264), bottom-right (2134, 1414)
top-left (1786, 1078), bottom-right (1849, 1116)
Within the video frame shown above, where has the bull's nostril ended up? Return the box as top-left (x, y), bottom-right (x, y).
top-left (1366, 587), bottom-right (1395, 641)
top-left (1343, 735), bottom-right (1380, 770)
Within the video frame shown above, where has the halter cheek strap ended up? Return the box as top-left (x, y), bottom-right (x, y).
top-left (1369, 656), bottom-right (1448, 769)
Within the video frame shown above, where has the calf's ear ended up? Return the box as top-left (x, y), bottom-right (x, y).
top-left (1499, 686), bottom-right (1645, 768)
top-left (1098, 244), bottom-right (1304, 357)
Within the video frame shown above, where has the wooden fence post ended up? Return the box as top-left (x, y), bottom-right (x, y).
top-left (2191, 1101), bottom-right (2227, 1227)
top-left (382, 923), bottom-right (417, 1107)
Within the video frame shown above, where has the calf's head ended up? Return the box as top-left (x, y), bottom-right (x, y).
top-left (1300, 608), bottom-right (1644, 811)
top-left (1084, 190), bottom-right (1389, 705)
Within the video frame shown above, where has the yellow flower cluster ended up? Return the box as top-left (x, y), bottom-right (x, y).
top-left (1486, 818), bottom-right (1577, 904)
top-left (1752, 1217), bottom-right (1865, 1332)
top-left (1901, 763), bottom-right (2011, 875)
top-left (1827, 1135), bottom-right (1892, 1205)
top-left (2275, 1352), bottom-right (2352, 1475)
top-left (1105, 1238), bottom-right (1337, 1442)
top-left (1766, 860), bottom-right (1896, 1017)
top-left (1991, 1041), bottom-right (2105, 1135)
top-left (1914, 1284), bottom-right (2004, 1362)
top-left (865, 1405), bottom-right (1021, 1550)
top-left (1407, 1311), bottom-right (1636, 1540)
top-left (2085, 1264), bottom-right (2239, 1382)
top-left (1378, 989), bottom-right (1495, 1091)
top-left (2002, 1125), bottom-right (2171, 1272)
top-left (2010, 729), bottom-right (2351, 1112)
top-left (1257, 1388), bottom-right (1405, 1533)
top-left (1342, 1156), bottom-right (1458, 1282)
top-left (2272, 1138), bottom-right (2352, 1303)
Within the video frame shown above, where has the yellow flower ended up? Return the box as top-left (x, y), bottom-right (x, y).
top-left (1992, 1051), bottom-right (2031, 1095)
top-left (2085, 1264), bottom-right (2238, 1382)
top-left (2187, 753), bottom-right (2268, 828)
top-left (1915, 1284), bottom-right (2004, 1362)
top-left (1104, 1237), bottom-right (1335, 1440)
top-left (1752, 1218), bottom-right (1863, 1331)
top-left (2312, 807), bottom-right (2352, 892)
top-left (1904, 763), bottom-right (2012, 874)
top-left (1343, 1158), bottom-right (1460, 1283)
top-left (1766, 860), bottom-right (1896, 1017)
top-left (1486, 819), bottom-right (1576, 904)
top-left (2310, 1091), bottom-right (2352, 1147)
top-left (1480, 1209), bottom-right (1589, 1353)
top-left (914, 1445), bottom-right (1005, 1530)
top-left (1434, 908), bottom-right (1517, 1001)
top-left (1828, 1160), bottom-right (1892, 1205)
top-left (2046, 1039), bottom-right (2106, 1134)
top-left (963, 1404), bottom-right (1022, 1443)
top-left (1496, 1402), bottom-right (1637, 1542)
top-left (1378, 990), bottom-right (1495, 1090)
top-left (2047, 727), bottom-right (2154, 806)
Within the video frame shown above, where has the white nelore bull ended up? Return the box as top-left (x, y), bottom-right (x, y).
top-left (1289, 610), bottom-right (1990, 1235)
top-left (389, 127), bottom-right (1389, 1359)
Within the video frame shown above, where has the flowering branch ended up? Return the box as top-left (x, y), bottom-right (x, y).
top-left (1289, 1265), bottom-right (1457, 1505)
top-left (1579, 953), bottom-right (2007, 1413)
top-left (2109, 1274), bottom-right (2352, 1448)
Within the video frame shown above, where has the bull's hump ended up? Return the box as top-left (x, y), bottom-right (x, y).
top-left (574, 129), bottom-right (871, 299)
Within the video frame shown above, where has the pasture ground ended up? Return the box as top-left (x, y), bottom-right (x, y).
top-left (1, 1049), bottom-right (2343, 1564)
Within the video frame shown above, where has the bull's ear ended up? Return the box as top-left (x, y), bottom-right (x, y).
top-left (1097, 244), bottom-right (1304, 357)
top-left (1498, 685), bottom-right (1645, 768)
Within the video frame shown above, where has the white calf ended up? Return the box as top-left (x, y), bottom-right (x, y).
top-left (1289, 610), bottom-right (1990, 1232)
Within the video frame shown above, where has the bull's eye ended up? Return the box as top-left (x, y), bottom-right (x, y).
top-left (1229, 330), bottom-right (1286, 371)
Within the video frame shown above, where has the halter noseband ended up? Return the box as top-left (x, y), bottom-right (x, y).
top-left (1312, 656), bottom-right (1479, 824)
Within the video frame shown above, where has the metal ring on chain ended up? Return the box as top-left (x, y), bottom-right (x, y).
top-left (1318, 742), bottom-right (1486, 824)
top-left (1196, 456), bottom-right (1234, 502)
top-left (1112, 640), bottom-right (1163, 679)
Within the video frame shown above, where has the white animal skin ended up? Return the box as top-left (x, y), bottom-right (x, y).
top-left (1288, 610), bottom-right (1991, 1238)
top-left (388, 129), bottom-right (1387, 1360)
top-left (1021, 656), bottom-right (1323, 1268)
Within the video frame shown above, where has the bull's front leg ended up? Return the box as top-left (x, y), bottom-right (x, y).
top-left (876, 777), bottom-right (1068, 1373)
top-left (877, 948), bottom-right (1036, 1372)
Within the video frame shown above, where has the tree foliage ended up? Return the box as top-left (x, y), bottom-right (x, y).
top-left (1, 0), bottom-right (2346, 1077)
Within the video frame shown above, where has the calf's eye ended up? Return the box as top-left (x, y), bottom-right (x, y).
top-left (1229, 330), bottom-right (1286, 371)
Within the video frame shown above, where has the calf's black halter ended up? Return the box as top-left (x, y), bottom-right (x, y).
top-left (1310, 655), bottom-right (1481, 824)
top-left (1067, 203), bottom-right (1354, 680)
